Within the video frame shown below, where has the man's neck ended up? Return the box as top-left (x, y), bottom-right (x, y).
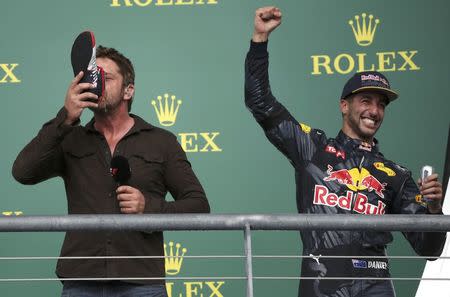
top-left (94, 107), bottom-right (134, 137)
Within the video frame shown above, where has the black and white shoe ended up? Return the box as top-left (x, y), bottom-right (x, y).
top-left (70, 31), bottom-right (104, 97)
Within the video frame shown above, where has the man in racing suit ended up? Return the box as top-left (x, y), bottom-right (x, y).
top-left (245, 6), bottom-right (446, 297)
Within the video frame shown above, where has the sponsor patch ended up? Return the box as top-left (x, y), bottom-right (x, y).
top-left (352, 259), bottom-right (388, 270)
top-left (324, 165), bottom-right (387, 199)
top-left (325, 145), bottom-right (346, 159)
top-left (415, 194), bottom-right (427, 207)
top-left (300, 123), bottom-right (311, 134)
top-left (374, 162), bottom-right (396, 176)
top-left (313, 185), bottom-right (386, 215)
top-left (352, 259), bottom-right (367, 269)
top-left (368, 260), bottom-right (388, 270)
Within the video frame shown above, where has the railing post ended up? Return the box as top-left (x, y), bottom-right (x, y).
top-left (244, 223), bottom-right (254, 297)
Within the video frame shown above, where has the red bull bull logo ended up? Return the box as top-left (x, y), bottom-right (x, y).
top-left (361, 175), bottom-right (386, 198)
top-left (313, 185), bottom-right (386, 215)
top-left (323, 165), bottom-right (387, 199)
top-left (324, 165), bottom-right (353, 185)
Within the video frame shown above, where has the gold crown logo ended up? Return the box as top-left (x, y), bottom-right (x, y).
top-left (348, 13), bottom-right (380, 46)
top-left (151, 93), bottom-right (182, 127)
top-left (164, 241), bottom-right (187, 275)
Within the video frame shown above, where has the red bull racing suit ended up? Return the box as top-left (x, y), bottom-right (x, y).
top-left (244, 41), bottom-right (446, 297)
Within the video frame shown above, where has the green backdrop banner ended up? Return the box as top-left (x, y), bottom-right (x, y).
top-left (1, 1), bottom-right (449, 296)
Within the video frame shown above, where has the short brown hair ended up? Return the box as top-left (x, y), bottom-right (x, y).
top-left (96, 45), bottom-right (135, 111)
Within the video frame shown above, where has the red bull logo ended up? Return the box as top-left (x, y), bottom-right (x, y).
top-left (314, 185), bottom-right (386, 215)
top-left (323, 165), bottom-right (387, 199)
top-left (324, 165), bottom-right (353, 185)
top-left (361, 175), bottom-right (386, 198)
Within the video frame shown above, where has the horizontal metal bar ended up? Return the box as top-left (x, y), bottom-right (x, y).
top-left (253, 255), bottom-right (445, 259)
top-left (0, 255), bottom-right (448, 261)
top-left (256, 277), bottom-right (450, 281)
top-left (0, 277), bottom-right (244, 282)
top-left (0, 277), bottom-right (449, 282)
top-left (1, 214), bottom-right (450, 232)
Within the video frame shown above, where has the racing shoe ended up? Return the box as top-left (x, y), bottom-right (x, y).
top-left (70, 31), bottom-right (104, 98)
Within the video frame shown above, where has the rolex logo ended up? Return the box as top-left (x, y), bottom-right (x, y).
top-left (164, 241), bottom-right (187, 275)
top-left (348, 13), bottom-right (380, 46)
top-left (163, 241), bottom-right (227, 296)
top-left (311, 13), bottom-right (420, 75)
top-left (0, 63), bottom-right (21, 83)
top-left (111, 0), bottom-right (219, 7)
top-left (151, 93), bottom-right (182, 126)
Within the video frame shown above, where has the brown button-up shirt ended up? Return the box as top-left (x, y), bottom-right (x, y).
top-left (12, 108), bottom-right (209, 284)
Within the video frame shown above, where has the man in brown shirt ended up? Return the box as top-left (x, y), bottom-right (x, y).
top-left (12, 46), bottom-right (209, 297)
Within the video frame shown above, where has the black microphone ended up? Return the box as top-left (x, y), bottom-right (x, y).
top-left (110, 155), bottom-right (131, 186)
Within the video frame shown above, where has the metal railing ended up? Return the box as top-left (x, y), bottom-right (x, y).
top-left (1, 214), bottom-right (450, 297)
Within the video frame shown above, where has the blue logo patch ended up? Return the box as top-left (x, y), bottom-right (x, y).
top-left (352, 259), bottom-right (367, 269)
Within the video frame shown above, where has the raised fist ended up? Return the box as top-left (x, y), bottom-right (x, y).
top-left (253, 6), bottom-right (282, 42)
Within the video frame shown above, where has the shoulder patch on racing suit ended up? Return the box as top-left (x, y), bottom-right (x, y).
top-left (300, 123), bottom-right (311, 134)
top-left (374, 162), bottom-right (396, 176)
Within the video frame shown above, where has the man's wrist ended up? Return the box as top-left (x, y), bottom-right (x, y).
top-left (63, 117), bottom-right (80, 127)
top-left (252, 32), bottom-right (269, 43)
top-left (61, 107), bottom-right (80, 127)
top-left (427, 203), bottom-right (443, 214)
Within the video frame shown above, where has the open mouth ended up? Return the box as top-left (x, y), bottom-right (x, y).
top-left (361, 117), bottom-right (378, 128)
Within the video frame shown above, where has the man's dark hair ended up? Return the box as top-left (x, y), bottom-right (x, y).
top-left (96, 45), bottom-right (135, 111)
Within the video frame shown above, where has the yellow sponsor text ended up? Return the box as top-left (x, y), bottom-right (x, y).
top-left (311, 51), bottom-right (420, 75)
top-left (179, 132), bottom-right (222, 153)
top-left (0, 63), bottom-right (21, 83)
top-left (166, 281), bottom-right (225, 297)
top-left (111, 0), bottom-right (218, 7)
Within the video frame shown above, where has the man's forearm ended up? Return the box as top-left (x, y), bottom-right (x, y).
top-left (12, 108), bottom-right (71, 184)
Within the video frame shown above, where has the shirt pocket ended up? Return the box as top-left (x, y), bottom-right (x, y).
top-left (64, 146), bottom-right (102, 178)
top-left (129, 152), bottom-right (165, 192)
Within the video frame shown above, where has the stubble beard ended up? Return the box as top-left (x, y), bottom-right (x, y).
top-left (90, 90), bottom-right (123, 115)
top-left (347, 112), bottom-right (380, 142)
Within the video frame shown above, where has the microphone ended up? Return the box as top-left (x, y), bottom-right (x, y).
top-left (110, 155), bottom-right (131, 186)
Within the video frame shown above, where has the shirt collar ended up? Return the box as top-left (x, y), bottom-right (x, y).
top-left (85, 114), bottom-right (154, 135)
top-left (336, 130), bottom-right (380, 153)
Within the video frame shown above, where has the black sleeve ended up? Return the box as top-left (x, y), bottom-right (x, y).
top-left (396, 173), bottom-right (446, 258)
top-left (244, 40), bottom-right (326, 167)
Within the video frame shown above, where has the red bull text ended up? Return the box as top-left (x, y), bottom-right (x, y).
top-left (313, 185), bottom-right (386, 215)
